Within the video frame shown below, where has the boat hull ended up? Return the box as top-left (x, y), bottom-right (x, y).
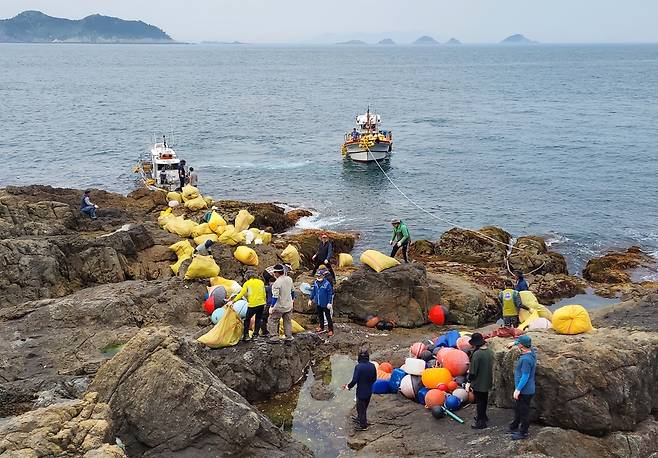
top-left (343, 141), bottom-right (392, 163)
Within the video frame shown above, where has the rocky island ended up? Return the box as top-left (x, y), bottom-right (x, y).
top-left (0, 10), bottom-right (172, 43)
top-left (500, 33), bottom-right (537, 44)
top-left (377, 38), bottom-right (395, 45)
top-left (0, 184), bottom-right (656, 457)
top-left (413, 35), bottom-right (439, 45)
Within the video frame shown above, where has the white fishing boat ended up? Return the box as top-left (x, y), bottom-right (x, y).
top-left (133, 135), bottom-right (181, 190)
top-left (341, 109), bottom-right (393, 163)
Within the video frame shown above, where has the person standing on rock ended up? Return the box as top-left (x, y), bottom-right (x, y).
top-left (267, 264), bottom-right (294, 344)
top-left (342, 347), bottom-right (377, 431)
top-left (466, 332), bottom-right (494, 429)
top-left (311, 232), bottom-right (335, 281)
top-left (228, 269), bottom-right (267, 342)
top-left (309, 268), bottom-right (334, 337)
top-left (188, 167), bottom-right (198, 187)
top-left (80, 190), bottom-right (99, 219)
top-left (389, 219), bottom-right (410, 263)
top-left (499, 279), bottom-right (528, 328)
top-left (515, 271), bottom-right (529, 292)
top-left (508, 335), bottom-right (537, 440)
top-left (177, 159), bottom-right (187, 191)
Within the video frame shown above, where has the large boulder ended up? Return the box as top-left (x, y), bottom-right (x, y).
top-left (283, 229), bottom-right (358, 268)
top-left (90, 327), bottom-right (312, 457)
top-left (427, 272), bottom-right (497, 327)
top-left (434, 226), bottom-right (511, 267)
top-left (0, 392), bottom-right (126, 457)
top-left (205, 243), bottom-right (281, 282)
top-left (507, 236), bottom-right (568, 275)
top-left (592, 293), bottom-right (658, 332)
top-left (214, 200), bottom-right (299, 234)
top-left (530, 273), bottom-right (588, 304)
top-left (488, 328), bottom-right (658, 435)
top-left (583, 246), bottom-right (657, 284)
top-left (333, 264), bottom-right (441, 328)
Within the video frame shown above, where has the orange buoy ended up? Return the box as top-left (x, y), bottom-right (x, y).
top-left (447, 380), bottom-right (459, 392)
top-left (421, 367), bottom-right (453, 389)
top-left (442, 349), bottom-right (470, 377)
top-left (409, 342), bottom-right (428, 358)
top-left (424, 389), bottom-right (446, 409)
top-left (379, 362), bottom-right (393, 373)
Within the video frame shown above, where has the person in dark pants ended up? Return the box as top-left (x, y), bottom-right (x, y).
top-left (342, 348), bottom-right (377, 431)
top-left (177, 159), bottom-right (187, 190)
top-left (466, 332), bottom-right (494, 429)
top-left (389, 218), bottom-right (410, 263)
top-left (80, 189), bottom-right (98, 219)
top-left (509, 335), bottom-right (537, 440)
top-left (228, 269), bottom-right (267, 342)
top-left (311, 233), bottom-right (335, 281)
top-left (309, 268), bottom-right (334, 337)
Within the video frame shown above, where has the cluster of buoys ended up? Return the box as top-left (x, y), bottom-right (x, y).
top-left (365, 314), bottom-right (396, 331)
top-left (370, 329), bottom-right (477, 423)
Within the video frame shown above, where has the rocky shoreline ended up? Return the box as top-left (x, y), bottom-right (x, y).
top-left (1, 184), bottom-right (657, 457)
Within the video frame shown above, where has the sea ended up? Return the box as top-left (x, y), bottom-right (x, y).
top-left (1, 43), bottom-right (657, 275)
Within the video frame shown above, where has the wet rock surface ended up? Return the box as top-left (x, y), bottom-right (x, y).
top-left (583, 246), bottom-right (657, 284)
top-left (592, 293), bottom-right (658, 332)
top-left (427, 271), bottom-right (496, 327)
top-left (434, 226), bottom-right (511, 267)
top-left (507, 236), bottom-right (568, 275)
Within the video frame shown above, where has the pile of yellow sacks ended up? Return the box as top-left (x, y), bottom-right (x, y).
top-left (182, 185), bottom-right (208, 212)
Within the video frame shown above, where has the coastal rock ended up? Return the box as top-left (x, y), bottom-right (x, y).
top-left (203, 243), bottom-right (281, 281)
top-left (214, 200), bottom-right (299, 233)
top-left (592, 293), bottom-right (658, 332)
top-left (90, 327), bottom-right (312, 457)
top-left (0, 392), bottom-right (125, 457)
top-left (409, 239), bottom-right (435, 257)
top-left (293, 274), bottom-right (317, 314)
top-left (283, 229), bottom-right (358, 268)
top-left (488, 328), bottom-right (658, 435)
top-left (507, 236), bottom-right (568, 275)
top-left (427, 272), bottom-right (497, 327)
top-left (583, 246), bottom-right (657, 284)
top-left (434, 226), bottom-right (511, 267)
top-left (530, 273), bottom-right (588, 303)
top-left (286, 208), bottom-right (314, 225)
top-left (333, 264), bottom-right (441, 328)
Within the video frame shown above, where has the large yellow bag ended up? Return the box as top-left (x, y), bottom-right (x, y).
top-left (184, 255), bottom-right (220, 280)
top-left (209, 277), bottom-right (242, 296)
top-left (158, 208), bottom-right (173, 228)
top-left (165, 217), bottom-right (198, 238)
top-left (208, 212), bottom-right (227, 233)
top-left (235, 209), bottom-right (255, 232)
top-left (185, 195), bottom-right (208, 211)
top-left (519, 291), bottom-right (553, 322)
top-left (258, 232), bottom-right (272, 245)
top-left (194, 233), bottom-right (219, 246)
top-left (360, 250), bottom-right (400, 272)
top-left (169, 240), bottom-right (194, 274)
top-left (278, 319), bottom-right (305, 335)
top-left (197, 306), bottom-right (243, 348)
top-left (191, 223), bottom-right (213, 238)
top-left (181, 185), bottom-right (200, 202)
top-left (234, 246), bottom-right (259, 266)
top-left (167, 191), bottom-right (182, 203)
top-left (552, 305), bottom-right (593, 335)
top-left (338, 253), bottom-right (353, 267)
top-left (281, 244), bottom-right (301, 270)
top-left (217, 225), bottom-right (245, 246)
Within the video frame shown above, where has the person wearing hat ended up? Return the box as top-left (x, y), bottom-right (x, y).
top-left (311, 233), bottom-right (335, 281)
top-left (80, 189), bottom-right (99, 219)
top-left (267, 264), bottom-right (294, 343)
top-left (228, 269), bottom-right (267, 342)
top-left (509, 334), bottom-right (537, 440)
top-left (342, 347), bottom-right (377, 431)
top-left (309, 268), bottom-right (334, 337)
top-left (389, 219), bottom-right (411, 263)
top-left (466, 333), bottom-right (494, 429)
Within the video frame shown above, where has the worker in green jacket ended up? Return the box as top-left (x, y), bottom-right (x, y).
top-left (499, 279), bottom-right (529, 327)
top-left (389, 219), bottom-right (411, 263)
top-left (466, 332), bottom-right (494, 429)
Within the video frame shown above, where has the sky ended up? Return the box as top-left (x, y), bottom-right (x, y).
top-left (2, 0), bottom-right (658, 44)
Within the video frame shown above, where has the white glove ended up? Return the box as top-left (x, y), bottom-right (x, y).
top-left (389, 240), bottom-right (393, 245)
top-left (465, 383), bottom-right (471, 392)
top-left (94, 205), bottom-right (99, 209)
top-left (397, 241), bottom-right (402, 247)
top-left (324, 259), bottom-right (329, 264)
top-left (513, 389), bottom-right (520, 400)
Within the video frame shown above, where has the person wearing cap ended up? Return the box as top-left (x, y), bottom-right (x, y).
top-left (466, 333), bottom-right (494, 429)
top-left (499, 279), bottom-right (528, 328)
top-left (267, 264), bottom-right (294, 343)
top-left (342, 347), bottom-right (377, 431)
top-left (80, 189), bottom-right (99, 219)
top-left (309, 268), bottom-right (334, 337)
top-left (509, 334), bottom-right (537, 440)
top-left (389, 219), bottom-right (411, 263)
top-left (195, 239), bottom-right (215, 256)
top-left (311, 233), bottom-right (335, 281)
top-left (515, 271), bottom-right (529, 292)
top-left (228, 269), bottom-right (267, 342)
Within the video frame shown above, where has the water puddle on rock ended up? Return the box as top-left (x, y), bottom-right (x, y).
top-left (256, 354), bottom-right (357, 458)
top-left (551, 288), bottom-right (619, 310)
top-left (100, 343), bottom-right (126, 358)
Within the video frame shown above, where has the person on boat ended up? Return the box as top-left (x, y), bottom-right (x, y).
top-left (195, 239), bottom-right (214, 256)
top-left (466, 332), bottom-right (494, 430)
top-left (177, 160), bottom-right (187, 190)
top-left (515, 271), bottom-right (529, 292)
top-left (342, 347), bottom-right (377, 431)
top-left (309, 268), bottom-right (334, 337)
top-left (159, 169), bottom-right (168, 186)
top-left (389, 219), bottom-right (410, 263)
top-left (267, 264), bottom-right (294, 344)
top-left (227, 269), bottom-right (267, 342)
top-left (508, 335), bottom-right (537, 441)
top-left (351, 128), bottom-right (360, 141)
top-left (499, 279), bottom-right (529, 327)
top-left (80, 189), bottom-right (98, 219)
top-left (311, 232), bottom-right (335, 281)
top-left (162, 135), bottom-right (167, 148)
top-left (188, 167), bottom-right (198, 187)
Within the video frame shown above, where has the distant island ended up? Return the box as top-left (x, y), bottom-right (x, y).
top-left (413, 35), bottom-right (439, 45)
top-left (500, 34), bottom-right (537, 44)
top-left (0, 10), bottom-right (172, 43)
top-left (446, 38), bottom-right (461, 45)
top-left (377, 38), bottom-right (395, 45)
top-left (336, 39), bottom-right (367, 45)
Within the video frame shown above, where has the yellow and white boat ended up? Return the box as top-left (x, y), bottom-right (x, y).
top-left (341, 109), bottom-right (393, 163)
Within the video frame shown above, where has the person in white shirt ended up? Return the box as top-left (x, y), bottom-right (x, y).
top-left (267, 264), bottom-right (294, 344)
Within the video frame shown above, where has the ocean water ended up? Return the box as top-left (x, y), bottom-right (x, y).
top-left (1, 43), bottom-right (657, 273)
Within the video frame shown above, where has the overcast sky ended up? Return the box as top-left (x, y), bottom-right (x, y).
top-left (2, 0), bottom-right (658, 44)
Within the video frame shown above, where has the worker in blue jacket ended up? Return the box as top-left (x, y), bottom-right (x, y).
top-left (508, 335), bottom-right (537, 440)
top-left (342, 348), bottom-right (377, 431)
top-left (308, 268), bottom-right (334, 337)
top-left (515, 271), bottom-right (529, 292)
